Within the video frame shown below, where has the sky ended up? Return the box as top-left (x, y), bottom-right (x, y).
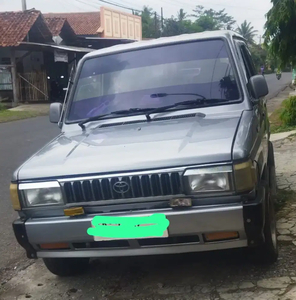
top-left (0, 0), bottom-right (273, 42)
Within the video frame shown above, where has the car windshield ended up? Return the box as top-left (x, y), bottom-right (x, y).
top-left (67, 39), bottom-right (241, 122)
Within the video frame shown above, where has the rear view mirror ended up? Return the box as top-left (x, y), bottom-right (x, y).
top-left (49, 102), bottom-right (62, 124)
top-left (249, 75), bottom-right (269, 99)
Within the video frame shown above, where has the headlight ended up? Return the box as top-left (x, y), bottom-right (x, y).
top-left (184, 166), bottom-right (233, 194)
top-left (19, 182), bottom-right (63, 207)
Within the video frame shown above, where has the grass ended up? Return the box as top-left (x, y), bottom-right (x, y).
top-left (269, 100), bottom-right (296, 134)
top-left (0, 109), bottom-right (43, 123)
top-left (0, 102), bottom-right (48, 123)
top-left (276, 189), bottom-right (296, 220)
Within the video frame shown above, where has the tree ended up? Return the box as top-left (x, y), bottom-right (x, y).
top-left (236, 21), bottom-right (258, 45)
top-left (138, 6), bottom-right (161, 39)
top-left (249, 44), bottom-right (268, 72)
top-left (264, 0), bottom-right (296, 68)
top-left (192, 6), bottom-right (236, 30)
top-left (162, 9), bottom-right (203, 37)
top-left (177, 9), bottom-right (187, 22)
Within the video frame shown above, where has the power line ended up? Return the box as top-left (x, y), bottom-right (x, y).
top-left (97, 0), bottom-right (142, 13)
top-left (169, 0), bottom-right (267, 12)
top-left (97, 0), bottom-right (164, 18)
top-left (57, 0), bottom-right (90, 11)
top-left (75, 0), bottom-right (100, 10)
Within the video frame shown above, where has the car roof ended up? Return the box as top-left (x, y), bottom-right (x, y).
top-left (84, 30), bottom-right (245, 59)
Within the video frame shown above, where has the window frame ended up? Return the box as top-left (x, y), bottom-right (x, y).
top-left (234, 39), bottom-right (257, 98)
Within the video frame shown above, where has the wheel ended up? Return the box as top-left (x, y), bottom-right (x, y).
top-left (43, 257), bottom-right (90, 277)
top-left (250, 177), bottom-right (278, 264)
top-left (268, 141), bottom-right (277, 200)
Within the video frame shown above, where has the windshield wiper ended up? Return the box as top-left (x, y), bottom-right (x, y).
top-left (150, 92), bottom-right (206, 100)
top-left (145, 98), bottom-right (226, 121)
top-left (78, 108), bottom-right (155, 130)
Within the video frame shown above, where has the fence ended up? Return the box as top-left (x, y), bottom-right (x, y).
top-left (18, 71), bottom-right (49, 102)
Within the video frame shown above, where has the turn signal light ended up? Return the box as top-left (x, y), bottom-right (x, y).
top-left (204, 231), bottom-right (239, 242)
top-left (39, 243), bottom-right (69, 250)
top-left (234, 160), bottom-right (257, 192)
top-left (64, 207), bottom-right (85, 217)
top-left (10, 183), bottom-right (21, 211)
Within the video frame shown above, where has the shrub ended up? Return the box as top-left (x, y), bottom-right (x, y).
top-left (280, 96), bottom-right (296, 126)
top-left (0, 103), bottom-right (6, 111)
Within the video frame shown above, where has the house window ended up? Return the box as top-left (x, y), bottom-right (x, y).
top-left (0, 67), bottom-right (13, 90)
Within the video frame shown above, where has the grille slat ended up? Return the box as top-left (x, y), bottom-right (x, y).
top-left (168, 174), bottom-right (174, 195)
top-left (148, 175), bottom-right (154, 197)
top-left (139, 175), bottom-right (145, 197)
top-left (129, 176), bottom-right (135, 198)
top-left (99, 179), bottom-right (105, 200)
top-left (158, 174), bottom-right (164, 195)
top-left (62, 171), bottom-right (183, 204)
top-left (71, 182), bottom-right (78, 202)
top-left (89, 180), bottom-right (97, 201)
top-left (108, 178), bottom-right (115, 199)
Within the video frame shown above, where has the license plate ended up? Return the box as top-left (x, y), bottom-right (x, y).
top-left (89, 214), bottom-right (169, 241)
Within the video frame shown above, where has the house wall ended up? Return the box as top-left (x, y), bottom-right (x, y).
top-left (17, 51), bottom-right (45, 73)
top-left (100, 6), bottom-right (142, 40)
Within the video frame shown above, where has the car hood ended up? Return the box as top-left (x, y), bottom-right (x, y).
top-left (17, 112), bottom-right (243, 180)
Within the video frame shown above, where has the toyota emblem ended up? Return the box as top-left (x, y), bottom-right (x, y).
top-left (113, 180), bottom-right (130, 194)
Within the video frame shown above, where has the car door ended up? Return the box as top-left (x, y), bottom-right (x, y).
top-left (234, 39), bottom-right (268, 179)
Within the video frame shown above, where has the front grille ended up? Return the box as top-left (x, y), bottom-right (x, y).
top-left (61, 171), bottom-right (184, 204)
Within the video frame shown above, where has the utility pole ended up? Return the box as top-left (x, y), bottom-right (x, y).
top-left (161, 8), bottom-right (164, 34)
top-left (155, 11), bottom-right (157, 38)
top-left (22, 0), bottom-right (27, 11)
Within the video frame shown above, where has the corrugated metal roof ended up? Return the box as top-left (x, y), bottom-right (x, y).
top-left (20, 42), bottom-right (94, 53)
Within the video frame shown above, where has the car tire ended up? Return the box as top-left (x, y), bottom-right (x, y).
top-left (250, 176), bottom-right (278, 264)
top-left (43, 257), bottom-right (90, 277)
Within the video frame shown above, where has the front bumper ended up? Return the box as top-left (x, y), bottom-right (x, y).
top-left (13, 198), bottom-right (265, 259)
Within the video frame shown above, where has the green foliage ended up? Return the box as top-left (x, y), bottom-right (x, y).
top-left (191, 6), bottom-right (236, 30)
top-left (236, 20), bottom-right (258, 45)
top-left (275, 189), bottom-right (296, 213)
top-left (0, 103), bottom-right (6, 111)
top-left (249, 44), bottom-right (268, 72)
top-left (0, 110), bottom-right (42, 123)
top-left (140, 5), bottom-right (237, 39)
top-left (137, 6), bottom-right (161, 39)
top-left (264, 0), bottom-right (296, 69)
top-left (280, 96), bottom-right (296, 126)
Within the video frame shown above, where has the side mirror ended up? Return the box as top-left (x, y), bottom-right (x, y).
top-left (49, 102), bottom-right (62, 124)
top-left (249, 75), bottom-right (269, 99)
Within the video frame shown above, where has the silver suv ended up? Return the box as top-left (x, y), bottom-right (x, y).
top-left (10, 30), bottom-right (278, 277)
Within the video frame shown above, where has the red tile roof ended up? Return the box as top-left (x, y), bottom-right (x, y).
top-left (45, 17), bottom-right (76, 39)
top-left (44, 12), bottom-right (101, 36)
top-left (0, 10), bottom-right (52, 47)
top-left (45, 17), bottom-right (67, 36)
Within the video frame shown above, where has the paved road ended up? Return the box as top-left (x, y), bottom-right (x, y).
top-left (0, 117), bottom-right (59, 277)
top-left (0, 72), bottom-right (292, 279)
top-left (266, 72), bottom-right (292, 99)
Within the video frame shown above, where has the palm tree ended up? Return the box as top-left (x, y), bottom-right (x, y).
top-left (177, 9), bottom-right (187, 22)
top-left (236, 21), bottom-right (258, 45)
